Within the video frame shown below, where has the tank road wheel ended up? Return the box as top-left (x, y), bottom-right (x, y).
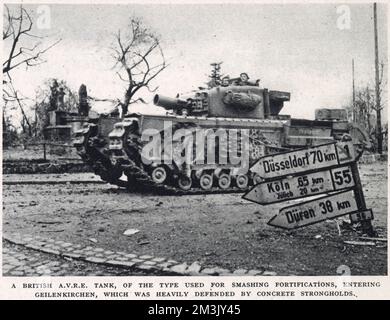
top-left (218, 173), bottom-right (231, 190)
top-left (151, 166), bottom-right (167, 184)
top-left (236, 174), bottom-right (249, 189)
top-left (199, 173), bottom-right (213, 190)
top-left (178, 175), bottom-right (192, 191)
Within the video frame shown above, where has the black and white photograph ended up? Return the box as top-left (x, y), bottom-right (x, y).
top-left (1, 0), bottom-right (389, 299)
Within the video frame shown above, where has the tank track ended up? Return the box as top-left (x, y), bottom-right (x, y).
top-left (73, 123), bottom-right (128, 188)
top-left (119, 159), bottom-right (251, 196)
top-left (107, 119), bottom-right (258, 195)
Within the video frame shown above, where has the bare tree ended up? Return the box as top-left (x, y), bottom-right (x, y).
top-left (3, 5), bottom-right (60, 76)
top-left (6, 80), bottom-right (33, 136)
top-left (112, 17), bottom-right (168, 116)
top-left (346, 74), bottom-right (387, 152)
top-left (3, 4), bottom-right (60, 138)
top-left (354, 87), bottom-right (375, 134)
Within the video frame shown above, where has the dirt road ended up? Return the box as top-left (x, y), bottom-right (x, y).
top-left (2, 162), bottom-right (387, 276)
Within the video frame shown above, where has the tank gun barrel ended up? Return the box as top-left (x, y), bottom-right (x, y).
top-left (153, 94), bottom-right (188, 110)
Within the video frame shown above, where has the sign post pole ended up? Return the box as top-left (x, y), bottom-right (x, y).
top-left (350, 161), bottom-right (376, 236)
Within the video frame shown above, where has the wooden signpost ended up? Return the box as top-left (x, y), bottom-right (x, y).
top-left (244, 141), bottom-right (375, 235)
top-left (267, 190), bottom-right (359, 229)
top-left (249, 141), bottom-right (355, 180)
top-left (243, 165), bottom-right (355, 205)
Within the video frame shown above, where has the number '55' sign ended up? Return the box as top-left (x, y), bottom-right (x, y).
top-left (331, 166), bottom-right (354, 189)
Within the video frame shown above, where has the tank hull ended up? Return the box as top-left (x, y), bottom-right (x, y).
top-left (73, 112), bottom-right (369, 195)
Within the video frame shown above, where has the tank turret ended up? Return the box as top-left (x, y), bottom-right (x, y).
top-left (154, 85), bottom-right (290, 120)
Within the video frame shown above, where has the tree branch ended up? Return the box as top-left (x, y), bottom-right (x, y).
top-left (3, 5), bottom-right (61, 74)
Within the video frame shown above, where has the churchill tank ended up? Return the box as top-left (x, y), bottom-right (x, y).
top-left (73, 69), bottom-right (369, 195)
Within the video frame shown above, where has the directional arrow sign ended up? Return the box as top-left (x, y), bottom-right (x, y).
top-left (268, 190), bottom-right (359, 230)
top-left (250, 141), bottom-right (356, 180)
top-left (243, 165), bottom-right (355, 205)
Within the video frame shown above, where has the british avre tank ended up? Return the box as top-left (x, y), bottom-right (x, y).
top-left (73, 68), bottom-right (370, 195)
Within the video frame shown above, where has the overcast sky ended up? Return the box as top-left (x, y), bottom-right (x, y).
top-left (5, 2), bottom-right (388, 120)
